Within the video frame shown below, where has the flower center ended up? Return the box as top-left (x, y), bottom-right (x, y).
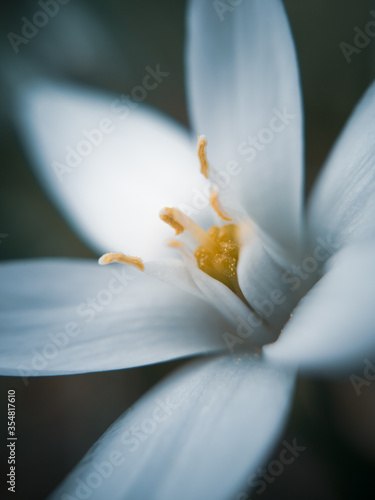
top-left (160, 206), bottom-right (242, 295)
top-left (194, 223), bottom-right (242, 295)
top-left (99, 135), bottom-right (245, 299)
top-left (159, 136), bottom-right (244, 297)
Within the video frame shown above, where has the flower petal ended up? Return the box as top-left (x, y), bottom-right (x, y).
top-left (181, 252), bottom-right (274, 347)
top-left (237, 227), bottom-right (311, 333)
top-left (15, 81), bottom-right (207, 259)
top-left (144, 259), bottom-right (205, 299)
top-left (308, 80), bottom-right (375, 248)
top-left (186, 0), bottom-right (303, 251)
top-left (49, 355), bottom-right (295, 500)
top-left (0, 259), bottom-right (232, 376)
top-left (264, 240), bottom-right (375, 374)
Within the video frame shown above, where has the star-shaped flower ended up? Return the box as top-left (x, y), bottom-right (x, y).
top-left (2, 1), bottom-right (375, 499)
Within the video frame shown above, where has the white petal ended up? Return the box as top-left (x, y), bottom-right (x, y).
top-left (0, 259), bottom-right (233, 376)
top-left (309, 81), bottom-right (375, 248)
top-left (143, 259), bottom-right (204, 299)
top-left (238, 228), bottom-right (311, 333)
top-left (49, 355), bottom-right (295, 500)
top-left (264, 240), bottom-right (375, 374)
top-left (15, 81), bottom-right (207, 259)
top-left (182, 253), bottom-right (274, 347)
top-left (186, 0), bottom-right (304, 251)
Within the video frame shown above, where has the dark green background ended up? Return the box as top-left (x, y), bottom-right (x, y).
top-left (1, 1), bottom-right (375, 498)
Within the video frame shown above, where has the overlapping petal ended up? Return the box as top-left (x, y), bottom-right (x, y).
top-left (237, 228), bottom-right (312, 333)
top-left (181, 252), bottom-right (274, 346)
top-left (49, 355), bottom-right (295, 500)
top-left (309, 80), bottom-right (375, 248)
top-left (0, 259), bottom-right (232, 376)
top-left (15, 81), bottom-right (207, 259)
top-left (186, 0), bottom-right (303, 251)
top-left (264, 240), bottom-right (375, 373)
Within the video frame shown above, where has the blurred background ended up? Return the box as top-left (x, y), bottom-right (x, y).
top-left (1, 0), bottom-right (375, 498)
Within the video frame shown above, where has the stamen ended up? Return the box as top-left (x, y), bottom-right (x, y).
top-left (159, 208), bottom-right (184, 235)
top-left (160, 207), bottom-right (217, 252)
top-left (197, 135), bottom-right (209, 179)
top-left (210, 188), bottom-right (232, 221)
top-left (98, 252), bottom-right (144, 271)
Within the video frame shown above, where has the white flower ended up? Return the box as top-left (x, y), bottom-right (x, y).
top-left (1, 1), bottom-right (375, 499)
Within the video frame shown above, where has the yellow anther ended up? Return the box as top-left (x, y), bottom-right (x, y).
top-left (160, 208), bottom-right (185, 235)
top-left (197, 135), bottom-right (209, 179)
top-left (160, 207), bottom-right (217, 252)
top-left (210, 188), bottom-right (232, 221)
top-left (98, 252), bottom-right (145, 271)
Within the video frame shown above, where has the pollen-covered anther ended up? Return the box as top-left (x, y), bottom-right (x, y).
top-left (159, 208), bottom-right (185, 235)
top-left (197, 135), bottom-right (209, 179)
top-left (160, 207), bottom-right (217, 252)
top-left (98, 252), bottom-right (145, 271)
top-left (210, 188), bottom-right (232, 221)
